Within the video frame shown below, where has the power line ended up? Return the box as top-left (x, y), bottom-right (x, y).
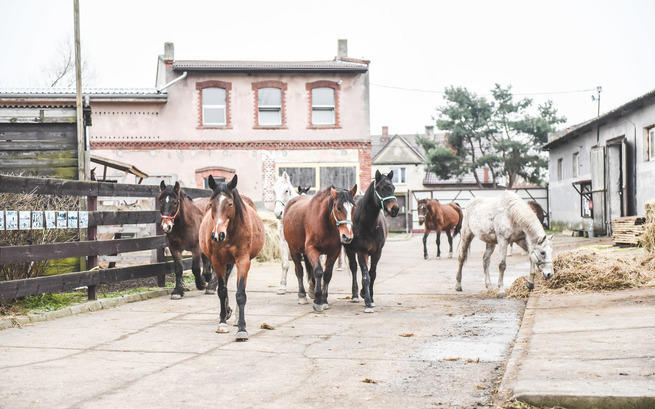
top-left (370, 82), bottom-right (598, 97)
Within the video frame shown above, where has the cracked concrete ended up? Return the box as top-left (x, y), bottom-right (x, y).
top-left (0, 235), bottom-right (533, 409)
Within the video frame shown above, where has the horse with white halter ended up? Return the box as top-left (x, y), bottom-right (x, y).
top-left (273, 172), bottom-right (298, 295)
top-left (455, 191), bottom-right (554, 296)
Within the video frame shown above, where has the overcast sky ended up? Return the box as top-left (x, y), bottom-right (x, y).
top-left (1, 0), bottom-right (654, 135)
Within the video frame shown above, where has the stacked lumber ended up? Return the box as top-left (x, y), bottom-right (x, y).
top-left (612, 216), bottom-right (646, 246)
top-left (641, 201), bottom-right (655, 252)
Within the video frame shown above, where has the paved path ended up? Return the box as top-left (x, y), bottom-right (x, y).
top-left (0, 235), bottom-right (534, 409)
top-left (500, 287), bottom-right (655, 409)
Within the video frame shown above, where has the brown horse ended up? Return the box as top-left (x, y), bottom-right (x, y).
top-left (417, 199), bottom-right (463, 259)
top-left (283, 184), bottom-right (357, 312)
top-left (528, 200), bottom-right (547, 228)
top-left (158, 181), bottom-right (213, 299)
top-left (199, 175), bottom-right (265, 341)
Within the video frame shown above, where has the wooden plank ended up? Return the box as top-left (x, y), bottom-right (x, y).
top-left (0, 123), bottom-right (76, 141)
top-left (0, 158), bottom-right (78, 168)
top-left (0, 236), bottom-right (168, 265)
top-left (0, 108), bottom-right (76, 124)
top-left (0, 258), bottom-right (193, 300)
top-left (0, 150), bottom-right (77, 159)
top-left (0, 140), bottom-right (76, 151)
top-left (0, 167), bottom-right (78, 179)
top-left (88, 210), bottom-right (159, 226)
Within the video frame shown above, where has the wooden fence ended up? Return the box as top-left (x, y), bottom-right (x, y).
top-left (0, 174), bottom-right (211, 301)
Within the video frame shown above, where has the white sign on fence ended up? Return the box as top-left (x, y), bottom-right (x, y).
top-left (67, 211), bottom-right (78, 228)
top-left (79, 211), bottom-right (88, 228)
top-left (5, 211), bottom-right (18, 230)
top-left (32, 211), bottom-right (44, 229)
top-left (0, 210), bottom-right (4, 230)
top-left (45, 211), bottom-right (56, 229)
top-left (1, 209), bottom-right (90, 230)
top-left (19, 211), bottom-right (31, 230)
top-left (56, 211), bottom-right (67, 228)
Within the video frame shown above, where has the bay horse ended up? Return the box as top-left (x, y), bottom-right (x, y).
top-left (417, 198), bottom-right (463, 259)
top-left (273, 172), bottom-right (299, 295)
top-left (283, 184), bottom-right (357, 312)
top-left (199, 175), bottom-right (265, 341)
top-left (344, 170), bottom-right (399, 312)
top-left (455, 191), bottom-right (554, 296)
top-left (158, 181), bottom-right (213, 299)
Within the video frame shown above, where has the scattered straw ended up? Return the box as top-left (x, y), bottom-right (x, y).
top-left (255, 211), bottom-right (281, 262)
top-left (507, 247), bottom-right (655, 299)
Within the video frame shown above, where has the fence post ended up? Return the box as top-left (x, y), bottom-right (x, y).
top-left (87, 194), bottom-right (98, 300)
top-left (154, 200), bottom-right (166, 287)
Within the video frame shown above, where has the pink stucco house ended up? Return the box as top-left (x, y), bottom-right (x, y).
top-left (90, 40), bottom-right (372, 207)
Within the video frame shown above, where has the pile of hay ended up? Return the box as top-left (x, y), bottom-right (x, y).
top-left (640, 200), bottom-right (655, 253)
top-left (507, 247), bottom-right (655, 299)
top-left (255, 211), bottom-right (281, 262)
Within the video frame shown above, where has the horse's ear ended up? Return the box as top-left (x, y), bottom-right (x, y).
top-left (330, 187), bottom-right (338, 199)
top-left (547, 234), bottom-right (553, 241)
top-left (349, 184), bottom-right (357, 198)
top-left (227, 174), bottom-right (238, 190)
top-left (173, 181), bottom-right (180, 194)
top-left (387, 170), bottom-right (394, 180)
top-left (160, 180), bottom-right (166, 192)
top-left (207, 175), bottom-right (217, 190)
top-left (282, 171), bottom-right (290, 182)
top-left (375, 169), bottom-right (382, 183)
top-left (538, 235), bottom-right (546, 245)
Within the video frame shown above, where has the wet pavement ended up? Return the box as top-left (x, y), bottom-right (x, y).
top-left (0, 234), bottom-right (532, 409)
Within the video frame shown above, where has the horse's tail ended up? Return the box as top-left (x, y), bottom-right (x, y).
top-left (452, 202), bottom-right (463, 237)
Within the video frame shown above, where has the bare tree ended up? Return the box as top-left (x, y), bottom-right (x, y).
top-left (43, 36), bottom-right (95, 88)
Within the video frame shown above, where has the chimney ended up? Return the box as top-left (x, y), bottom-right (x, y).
top-left (380, 126), bottom-right (390, 144)
top-left (164, 42), bottom-right (174, 63)
top-left (425, 125), bottom-right (434, 138)
top-left (338, 39), bottom-right (348, 59)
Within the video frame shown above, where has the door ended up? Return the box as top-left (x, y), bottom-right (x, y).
top-left (606, 143), bottom-right (623, 222)
top-left (590, 146), bottom-right (606, 235)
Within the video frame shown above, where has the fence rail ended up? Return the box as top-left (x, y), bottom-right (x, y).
top-left (0, 174), bottom-right (212, 301)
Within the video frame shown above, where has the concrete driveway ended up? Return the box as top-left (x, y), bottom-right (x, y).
top-left (0, 234), bottom-right (530, 409)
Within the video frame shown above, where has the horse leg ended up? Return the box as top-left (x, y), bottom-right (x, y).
top-left (170, 249), bottom-right (185, 299)
top-left (446, 229), bottom-right (454, 258)
top-left (321, 251), bottom-right (339, 310)
top-left (202, 253), bottom-right (217, 294)
top-left (368, 251), bottom-right (381, 308)
top-left (497, 239), bottom-right (509, 297)
top-left (277, 238), bottom-right (290, 295)
top-left (455, 231), bottom-right (474, 292)
top-left (482, 242), bottom-right (496, 290)
top-left (303, 254), bottom-right (315, 300)
top-left (436, 229), bottom-right (442, 258)
top-left (234, 258), bottom-right (251, 341)
top-left (422, 232), bottom-right (429, 260)
top-left (305, 247), bottom-right (324, 312)
top-left (357, 252), bottom-right (374, 313)
top-left (336, 246), bottom-right (344, 271)
top-left (291, 253), bottom-right (308, 304)
top-left (191, 249), bottom-right (206, 291)
top-left (215, 263), bottom-right (231, 334)
top-left (345, 247), bottom-right (359, 302)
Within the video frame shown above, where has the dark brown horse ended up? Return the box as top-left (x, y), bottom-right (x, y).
top-left (158, 181), bottom-right (213, 299)
top-left (283, 184), bottom-right (357, 312)
top-left (417, 198), bottom-right (463, 259)
top-left (199, 175), bottom-right (265, 341)
top-left (344, 170), bottom-right (399, 312)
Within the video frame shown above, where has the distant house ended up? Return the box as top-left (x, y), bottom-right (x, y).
top-left (543, 88), bottom-right (655, 234)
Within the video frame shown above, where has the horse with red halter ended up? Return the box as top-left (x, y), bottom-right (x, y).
top-left (283, 184), bottom-right (357, 312)
top-left (344, 170), bottom-right (399, 312)
top-left (158, 181), bottom-right (213, 299)
top-left (199, 175), bottom-right (265, 341)
top-left (417, 198), bottom-right (463, 259)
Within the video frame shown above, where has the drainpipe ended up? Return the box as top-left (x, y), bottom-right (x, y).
top-left (157, 71), bottom-right (187, 93)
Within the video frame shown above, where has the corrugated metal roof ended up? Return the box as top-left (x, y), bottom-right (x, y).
top-left (172, 59), bottom-right (369, 73)
top-left (423, 168), bottom-right (490, 186)
top-left (0, 88), bottom-right (166, 99)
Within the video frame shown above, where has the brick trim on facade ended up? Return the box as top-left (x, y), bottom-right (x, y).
top-left (305, 80), bottom-right (341, 129)
top-left (196, 80), bottom-right (233, 129)
top-left (251, 80), bottom-right (288, 129)
top-left (91, 140), bottom-right (369, 150)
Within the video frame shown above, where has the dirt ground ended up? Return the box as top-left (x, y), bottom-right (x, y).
top-left (0, 234), bottom-right (592, 409)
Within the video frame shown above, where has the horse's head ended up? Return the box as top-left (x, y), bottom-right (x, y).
top-left (273, 171), bottom-right (295, 220)
top-left (297, 186), bottom-right (311, 195)
top-left (158, 180), bottom-right (181, 233)
top-left (417, 199), bottom-right (428, 226)
top-left (207, 174), bottom-right (244, 243)
top-left (374, 170), bottom-right (399, 217)
top-left (530, 234), bottom-right (554, 282)
top-left (329, 185), bottom-right (357, 244)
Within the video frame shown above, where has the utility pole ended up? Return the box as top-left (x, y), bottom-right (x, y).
top-left (592, 86), bottom-right (602, 143)
top-left (74, 0), bottom-right (86, 181)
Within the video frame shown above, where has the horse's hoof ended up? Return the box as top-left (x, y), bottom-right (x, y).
top-left (205, 288), bottom-right (216, 295)
top-left (216, 323), bottom-right (229, 333)
top-left (364, 307), bottom-right (374, 313)
top-left (322, 303), bottom-right (329, 310)
top-left (277, 287), bottom-right (286, 295)
top-left (350, 296), bottom-right (360, 303)
top-left (171, 293), bottom-right (183, 300)
top-left (455, 284), bottom-right (462, 292)
top-left (298, 297), bottom-right (308, 305)
top-left (448, 253), bottom-right (453, 259)
top-left (498, 291), bottom-right (506, 298)
top-left (370, 302), bottom-right (375, 307)
top-left (526, 281), bottom-right (534, 291)
top-left (424, 255), bottom-right (428, 260)
top-left (235, 331), bottom-right (249, 341)
top-left (312, 303), bottom-right (323, 312)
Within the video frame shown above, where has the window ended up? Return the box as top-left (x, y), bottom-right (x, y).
top-left (572, 152), bottom-right (579, 178)
top-left (390, 167), bottom-right (406, 184)
top-left (258, 87), bottom-right (282, 126)
top-left (650, 128), bottom-right (655, 161)
top-left (312, 87), bottom-right (335, 125)
top-left (202, 88), bottom-right (226, 125)
top-left (557, 158), bottom-right (563, 181)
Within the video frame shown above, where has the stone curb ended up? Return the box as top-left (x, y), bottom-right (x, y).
top-left (0, 288), bottom-right (172, 331)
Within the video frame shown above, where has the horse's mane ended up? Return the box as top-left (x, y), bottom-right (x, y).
top-left (314, 185), bottom-right (355, 214)
top-left (505, 193), bottom-right (545, 240)
top-left (211, 183), bottom-right (245, 222)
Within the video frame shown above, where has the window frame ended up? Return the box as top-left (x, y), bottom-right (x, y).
top-left (390, 167), bottom-right (407, 184)
top-left (557, 158), bottom-right (563, 181)
top-left (196, 81), bottom-right (232, 129)
top-left (306, 80), bottom-right (341, 129)
top-left (572, 151), bottom-right (579, 178)
top-left (649, 127), bottom-right (655, 161)
top-left (252, 81), bottom-right (287, 129)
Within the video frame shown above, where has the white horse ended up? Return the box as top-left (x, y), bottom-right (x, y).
top-left (273, 172), bottom-right (298, 295)
top-left (455, 191), bottom-right (553, 296)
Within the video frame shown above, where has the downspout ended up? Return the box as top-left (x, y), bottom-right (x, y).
top-left (157, 71), bottom-right (187, 93)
